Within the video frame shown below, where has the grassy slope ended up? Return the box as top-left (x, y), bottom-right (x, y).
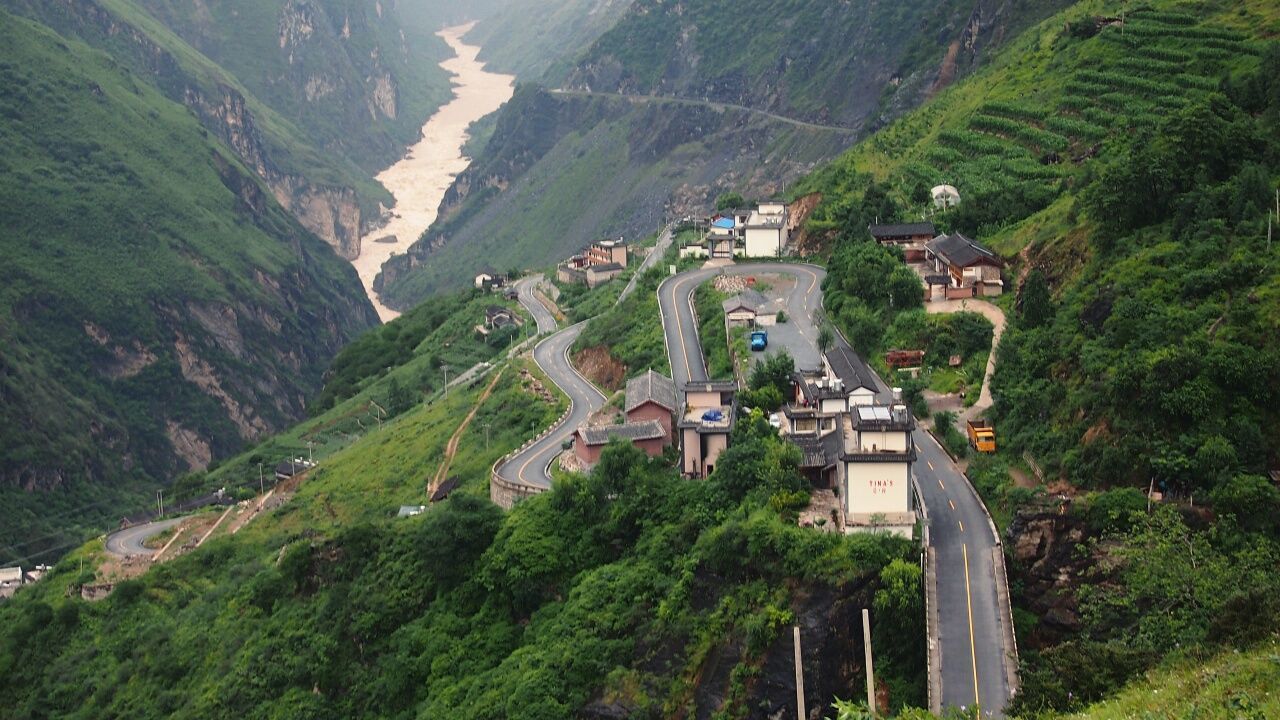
top-left (466, 0), bottom-right (636, 83)
top-left (793, 0), bottom-right (1279, 476)
top-left (0, 10), bottom-right (376, 564)
top-left (572, 0), bottom-right (1075, 126)
top-left (1062, 643), bottom-right (1280, 719)
top-left (0, 283), bottom-right (924, 717)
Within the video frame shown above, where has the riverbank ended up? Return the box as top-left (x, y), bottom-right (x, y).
top-left (352, 23), bottom-right (515, 322)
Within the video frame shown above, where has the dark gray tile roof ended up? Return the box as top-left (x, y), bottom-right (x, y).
top-left (588, 262), bottom-right (624, 272)
top-left (626, 370), bottom-right (678, 413)
top-left (791, 432), bottom-right (842, 468)
top-left (869, 222), bottom-right (936, 239)
top-left (576, 419), bottom-right (667, 446)
top-left (926, 233), bottom-right (1002, 268)
top-left (825, 340), bottom-right (877, 392)
top-left (721, 289), bottom-right (768, 314)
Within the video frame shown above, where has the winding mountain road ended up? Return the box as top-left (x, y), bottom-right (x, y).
top-left (104, 518), bottom-right (183, 557)
top-left (550, 89), bottom-right (858, 134)
top-left (502, 262), bottom-right (1015, 715)
top-left (496, 279), bottom-right (606, 489)
top-left (659, 262), bottom-right (1015, 717)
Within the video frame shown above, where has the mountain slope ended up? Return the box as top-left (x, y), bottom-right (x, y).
top-left (0, 9), bottom-right (378, 563)
top-left (376, 0), bottom-right (1073, 305)
top-left (1, 0), bottom-right (451, 259)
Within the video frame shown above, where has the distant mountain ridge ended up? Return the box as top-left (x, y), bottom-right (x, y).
top-left (377, 0), bottom-right (1073, 305)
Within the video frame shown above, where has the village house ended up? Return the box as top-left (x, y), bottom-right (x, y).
top-left (868, 222), bottom-right (936, 262)
top-left (839, 403), bottom-right (917, 537)
top-left (573, 420), bottom-right (669, 466)
top-left (476, 305), bottom-right (518, 336)
top-left (0, 566), bottom-right (23, 600)
top-left (822, 341), bottom-right (880, 408)
top-left (705, 223), bottom-right (737, 259)
top-left (679, 380), bottom-right (737, 478)
top-left (571, 370), bottom-right (678, 469)
top-left (925, 232), bottom-right (1004, 298)
top-left (624, 370), bottom-right (679, 437)
top-left (744, 201), bottom-right (789, 258)
top-left (585, 262), bottom-right (624, 288)
top-left (586, 238), bottom-right (628, 268)
top-left (721, 289), bottom-right (768, 327)
top-left (474, 272), bottom-right (508, 291)
top-left (557, 238), bottom-right (629, 286)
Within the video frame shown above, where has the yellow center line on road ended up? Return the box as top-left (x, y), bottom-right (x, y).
top-left (938, 478), bottom-right (946, 490)
top-left (949, 499), bottom-right (956, 511)
top-left (928, 461), bottom-right (935, 471)
top-left (959, 519), bottom-right (965, 532)
top-left (670, 277), bottom-right (693, 381)
top-left (963, 543), bottom-right (981, 716)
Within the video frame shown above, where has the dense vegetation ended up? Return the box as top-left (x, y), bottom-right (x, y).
top-left (0, 409), bottom-right (924, 718)
top-left (0, 10), bottom-right (376, 565)
top-left (795, 0), bottom-right (1280, 712)
top-left (573, 265), bottom-right (672, 380)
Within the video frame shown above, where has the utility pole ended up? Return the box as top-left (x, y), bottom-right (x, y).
top-left (307, 441), bottom-right (314, 464)
top-left (259, 462), bottom-right (264, 495)
top-left (793, 625), bottom-right (806, 720)
top-left (484, 422), bottom-right (491, 449)
top-left (442, 364), bottom-right (451, 399)
top-left (863, 608), bottom-right (876, 717)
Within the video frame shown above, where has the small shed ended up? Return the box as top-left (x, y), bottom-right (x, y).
top-left (721, 289), bottom-right (768, 327)
top-left (430, 476), bottom-right (460, 503)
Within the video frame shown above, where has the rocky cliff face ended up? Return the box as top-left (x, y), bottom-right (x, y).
top-left (3, 0), bottom-right (369, 259)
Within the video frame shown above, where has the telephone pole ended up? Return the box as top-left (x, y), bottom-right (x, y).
top-left (863, 608), bottom-right (876, 716)
top-left (793, 626), bottom-right (806, 720)
top-left (259, 462), bottom-right (264, 495)
top-left (442, 364), bottom-right (451, 399)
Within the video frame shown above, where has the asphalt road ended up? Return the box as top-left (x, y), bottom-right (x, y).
top-left (661, 261), bottom-right (1014, 716)
top-left (104, 518), bottom-right (184, 556)
top-left (497, 281), bottom-right (607, 490)
top-left (657, 263), bottom-right (826, 387)
top-left (516, 274), bottom-right (558, 334)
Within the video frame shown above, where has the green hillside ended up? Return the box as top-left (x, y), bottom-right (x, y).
top-left (795, 0), bottom-right (1280, 493)
top-left (466, 0), bottom-right (636, 83)
top-left (0, 279), bottom-right (924, 717)
top-left (571, 0), bottom-right (1075, 128)
top-left (0, 9), bottom-right (378, 564)
top-left (793, 0), bottom-right (1280, 712)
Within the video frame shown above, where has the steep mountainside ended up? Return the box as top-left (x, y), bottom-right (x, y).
top-left (127, 0), bottom-right (453, 172)
top-left (570, 0), bottom-right (1074, 130)
top-left (2, 0), bottom-right (450, 260)
top-left (794, 0), bottom-right (1279, 711)
top-left (0, 10), bottom-right (378, 564)
top-left (466, 0), bottom-right (635, 83)
top-left (377, 0), bottom-right (1072, 305)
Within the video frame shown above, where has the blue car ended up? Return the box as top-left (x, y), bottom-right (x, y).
top-left (750, 330), bottom-right (768, 351)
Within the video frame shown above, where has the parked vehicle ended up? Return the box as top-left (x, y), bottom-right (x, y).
top-left (966, 419), bottom-right (996, 453)
top-left (750, 330), bottom-right (768, 351)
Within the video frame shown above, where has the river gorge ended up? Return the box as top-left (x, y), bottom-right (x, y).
top-left (352, 24), bottom-right (515, 321)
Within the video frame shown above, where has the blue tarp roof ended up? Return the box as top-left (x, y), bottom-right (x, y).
top-left (711, 217), bottom-right (736, 229)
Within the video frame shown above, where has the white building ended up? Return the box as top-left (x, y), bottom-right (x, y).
top-left (931, 184), bottom-right (961, 209)
top-left (744, 201), bottom-right (789, 257)
top-left (840, 404), bottom-right (917, 537)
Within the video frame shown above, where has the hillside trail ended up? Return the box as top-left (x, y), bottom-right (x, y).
top-left (550, 89), bottom-right (857, 134)
top-left (924, 297), bottom-right (1006, 421)
top-left (431, 366), bottom-right (505, 491)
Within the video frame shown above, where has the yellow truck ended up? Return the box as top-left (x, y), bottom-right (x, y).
top-left (966, 419), bottom-right (997, 453)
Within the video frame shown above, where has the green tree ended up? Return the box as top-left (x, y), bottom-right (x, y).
top-left (817, 324), bottom-right (835, 356)
top-left (716, 192), bottom-right (747, 211)
top-left (1019, 269), bottom-right (1053, 328)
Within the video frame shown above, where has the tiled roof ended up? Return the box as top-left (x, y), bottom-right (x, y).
top-left (825, 340), bottom-right (877, 392)
top-left (926, 233), bottom-right (1002, 268)
top-left (626, 370), bottom-right (678, 413)
top-left (576, 420), bottom-right (667, 445)
top-left (791, 432), bottom-right (842, 469)
top-left (869, 222), bottom-right (936, 239)
top-left (721, 289), bottom-right (768, 314)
